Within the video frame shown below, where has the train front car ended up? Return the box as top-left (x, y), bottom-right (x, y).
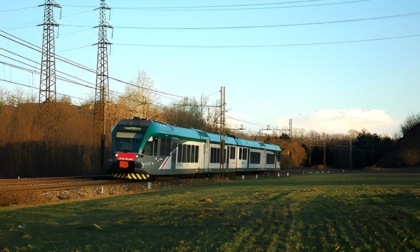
top-left (110, 117), bottom-right (208, 180)
top-left (110, 118), bottom-right (154, 180)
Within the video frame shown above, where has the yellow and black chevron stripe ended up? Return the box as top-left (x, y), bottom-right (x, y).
top-left (113, 172), bottom-right (150, 180)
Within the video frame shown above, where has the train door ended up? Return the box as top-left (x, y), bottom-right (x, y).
top-left (228, 146), bottom-right (237, 169)
top-left (262, 149), bottom-right (267, 169)
top-left (247, 148), bottom-right (250, 169)
top-left (226, 147), bottom-right (229, 168)
top-left (170, 139), bottom-right (180, 170)
top-left (203, 139), bottom-right (210, 170)
top-left (275, 151), bottom-right (280, 169)
top-left (171, 142), bottom-right (177, 170)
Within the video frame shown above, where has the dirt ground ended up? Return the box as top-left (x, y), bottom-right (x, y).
top-left (0, 179), bottom-right (210, 207)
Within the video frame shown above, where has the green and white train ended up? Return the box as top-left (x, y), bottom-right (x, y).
top-left (110, 118), bottom-right (281, 180)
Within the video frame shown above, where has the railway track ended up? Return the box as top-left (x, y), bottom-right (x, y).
top-left (0, 177), bottom-right (128, 193)
top-left (0, 169), bottom-right (343, 206)
top-left (0, 177), bottom-right (148, 206)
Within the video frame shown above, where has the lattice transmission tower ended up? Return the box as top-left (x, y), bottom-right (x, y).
top-left (94, 0), bottom-right (113, 174)
top-left (38, 0), bottom-right (61, 103)
top-left (94, 0), bottom-right (112, 130)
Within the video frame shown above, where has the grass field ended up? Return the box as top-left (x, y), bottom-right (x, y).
top-left (0, 173), bottom-right (419, 251)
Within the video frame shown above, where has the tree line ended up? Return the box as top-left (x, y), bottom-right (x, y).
top-left (263, 114), bottom-right (420, 169)
top-left (1, 72), bottom-right (418, 178)
top-left (0, 71), bottom-right (224, 178)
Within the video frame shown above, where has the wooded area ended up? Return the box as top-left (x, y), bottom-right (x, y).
top-left (0, 73), bottom-right (418, 178)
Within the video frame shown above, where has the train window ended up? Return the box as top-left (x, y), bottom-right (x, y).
top-left (143, 137), bottom-right (158, 156)
top-left (116, 132), bottom-right (143, 139)
top-left (210, 147), bottom-right (220, 163)
top-left (181, 144), bottom-right (187, 163)
top-left (250, 152), bottom-right (261, 164)
top-left (159, 137), bottom-right (171, 156)
top-left (177, 144), bottom-right (199, 163)
top-left (187, 145), bottom-right (192, 163)
top-left (266, 153), bottom-right (275, 164)
top-left (177, 144), bottom-right (182, 163)
top-left (115, 131), bottom-right (144, 152)
top-left (230, 146), bottom-right (235, 159)
top-left (195, 146), bottom-right (199, 162)
top-left (239, 148), bottom-right (248, 160)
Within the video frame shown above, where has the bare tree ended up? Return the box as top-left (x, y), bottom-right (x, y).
top-left (119, 71), bottom-right (160, 120)
top-left (161, 97), bottom-right (206, 129)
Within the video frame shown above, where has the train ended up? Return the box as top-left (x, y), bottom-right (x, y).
top-left (110, 117), bottom-right (281, 180)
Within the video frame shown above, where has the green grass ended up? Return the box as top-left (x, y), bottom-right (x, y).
top-left (0, 173), bottom-right (419, 251)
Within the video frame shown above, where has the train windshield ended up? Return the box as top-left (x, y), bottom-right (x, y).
top-left (114, 126), bottom-right (146, 153)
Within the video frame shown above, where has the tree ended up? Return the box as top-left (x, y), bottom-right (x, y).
top-left (119, 71), bottom-right (160, 120)
top-left (400, 113), bottom-right (420, 137)
top-left (161, 97), bottom-right (207, 129)
top-left (279, 133), bottom-right (290, 140)
top-left (353, 130), bottom-right (395, 167)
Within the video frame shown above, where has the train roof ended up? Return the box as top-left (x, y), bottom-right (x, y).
top-left (150, 122), bottom-right (208, 141)
top-left (262, 143), bottom-right (281, 152)
top-left (205, 132), bottom-right (237, 145)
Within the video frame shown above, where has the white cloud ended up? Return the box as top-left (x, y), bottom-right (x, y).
top-left (277, 109), bottom-right (400, 135)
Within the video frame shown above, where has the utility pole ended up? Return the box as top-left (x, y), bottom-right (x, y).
top-left (289, 118), bottom-right (293, 138)
top-left (94, 0), bottom-right (112, 174)
top-left (349, 137), bottom-right (353, 169)
top-left (220, 86), bottom-right (226, 173)
top-left (309, 138), bottom-right (312, 167)
top-left (38, 0), bottom-right (61, 103)
top-left (220, 86), bottom-right (226, 136)
top-left (323, 141), bottom-right (327, 167)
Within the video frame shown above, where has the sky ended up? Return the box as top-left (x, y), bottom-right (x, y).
top-left (0, 0), bottom-right (419, 137)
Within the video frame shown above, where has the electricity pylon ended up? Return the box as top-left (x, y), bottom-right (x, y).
top-left (38, 0), bottom-right (61, 103)
top-left (94, 0), bottom-right (112, 174)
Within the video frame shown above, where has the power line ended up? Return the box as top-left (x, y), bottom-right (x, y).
top-left (59, 11), bottom-right (420, 30)
top-left (1, 57), bottom-right (274, 130)
top-left (0, 61), bottom-right (37, 74)
top-left (0, 79), bottom-right (38, 90)
top-left (226, 115), bottom-right (258, 125)
top-left (0, 48), bottom-right (38, 64)
top-left (0, 61), bottom-right (125, 101)
top-left (0, 29), bottom-right (185, 99)
top-left (59, 0), bottom-right (371, 11)
top-left (0, 53), bottom-right (38, 70)
top-left (0, 79), bottom-right (83, 103)
top-left (59, 28), bottom-right (94, 38)
top-left (61, 0), bottom-right (333, 9)
top-left (0, 6), bottom-right (37, 13)
top-left (0, 47), bottom-right (96, 90)
top-left (113, 34), bottom-right (420, 48)
top-left (159, 0), bottom-right (371, 11)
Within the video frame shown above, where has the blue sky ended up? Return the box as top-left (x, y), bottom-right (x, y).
top-left (1, 0), bottom-right (419, 136)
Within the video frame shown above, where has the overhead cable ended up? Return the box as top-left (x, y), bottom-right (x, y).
top-left (59, 11), bottom-right (420, 30)
top-left (0, 6), bottom-right (37, 13)
top-left (59, 0), bottom-right (371, 11)
top-left (114, 34), bottom-right (420, 48)
top-left (0, 29), bottom-right (185, 99)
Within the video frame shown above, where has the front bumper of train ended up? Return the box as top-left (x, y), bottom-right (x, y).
top-left (111, 152), bottom-right (150, 180)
